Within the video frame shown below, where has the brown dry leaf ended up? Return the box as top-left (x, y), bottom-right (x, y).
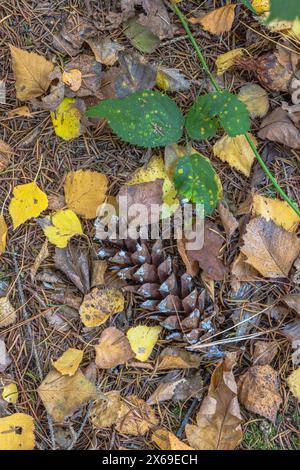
top-left (231, 253), bottom-right (260, 291)
top-left (52, 348), bottom-right (83, 376)
top-left (53, 15), bottom-right (96, 56)
top-left (91, 260), bottom-right (107, 287)
top-left (7, 106), bottom-right (32, 118)
top-left (38, 369), bottom-right (97, 422)
top-left (241, 217), bottom-right (300, 278)
top-left (114, 53), bottom-right (156, 99)
top-left (62, 69), bottom-right (82, 92)
top-left (0, 140), bottom-right (14, 173)
top-left (238, 83), bottom-right (269, 119)
top-left (157, 347), bottom-right (201, 371)
top-left (0, 215), bottom-right (8, 256)
top-left (91, 391), bottom-right (123, 428)
top-left (79, 287), bottom-right (125, 328)
top-left (186, 220), bottom-right (226, 281)
top-left (116, 395), bottom-right (158, 436)
top-left (213, 134), bottom-right (257, 177)
top-left (258, 108), bottom-right (300, 149)
top-left (253, 341), bottom-right (278, 365)
top-left (30, 240), bottom-right (49, 280)
top-left (152, 428), bottom-right (193, 450)
top-left (47, 193), bottom-right (66, 211)
top-left (238, 365), bottom-right (282, 422)
top-left (177, 238), bottom-right (199, 277)
top-left (54, 243), bottom-right (90, 294)
top-left (147, 379), bottom-right (186, 405)
top-left (95, 327), bottom-right (135, 369)
top-left (0, 337), bottom-right (11, 372)
top-left (185, 353), bottom-right (242, 450)
top-left (9, 45), bottom-right (54, 100)
top-left (189, 5), bottom-right (236, 35)
top-left (282, 294), bottom-right (300, 316)
top-left (0, 297), bottom-right (16, 328)
top-left (64, 55), bottom-right (102, 98)
top-left (64, 170), bottom-right (108, 219)
top-left (217, 200), bottom-right (238, 238)
top-left (86, 37), bottom-right (124, 66)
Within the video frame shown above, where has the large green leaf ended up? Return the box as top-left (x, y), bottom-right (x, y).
top-left (174, 153), bottom-right (222, 216)
top-left (268, 0), bottom-right (299, 21)
top-left (185, 91), bottom-right (250, 140)
top-left (86, 90), bottom-right (184, 148)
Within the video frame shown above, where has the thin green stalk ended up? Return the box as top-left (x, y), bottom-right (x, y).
top-left (172, 2), bottom-right (300, 217)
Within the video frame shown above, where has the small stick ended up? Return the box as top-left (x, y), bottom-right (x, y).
top-left (176, 397), bottom-right (199, 438)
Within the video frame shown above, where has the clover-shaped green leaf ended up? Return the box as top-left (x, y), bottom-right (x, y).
top-left (185, 91), bottom-right (250, 140)
top-left (86, 90), bottom-right (184, 148)
top-left (174, 153), bottom-right (222, 216)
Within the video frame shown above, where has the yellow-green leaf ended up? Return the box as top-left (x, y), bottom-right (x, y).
top-left (213, 133), bottom-right (257, 177)
top-left (9, 181), bottom-right (48, 229)
top-left (51, 97), bottom-right (82, 141)
top-left (126, 325), bottom-right (162, 362)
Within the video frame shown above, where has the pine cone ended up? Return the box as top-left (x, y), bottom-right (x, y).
top-left (98, 238), bottom-right (213, 344)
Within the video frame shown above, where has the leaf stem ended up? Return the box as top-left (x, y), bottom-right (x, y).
top-left (171, 2), bottom-right (300, 217)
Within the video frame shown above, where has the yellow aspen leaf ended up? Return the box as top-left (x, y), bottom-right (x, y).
top-left (0, 413), bottom-right (35, 450)
top-left (2, 383), bottom-right (18, 404)
top-left (9, 45), bottom-right (54, 101)
top-left (38, 369), bottom-right (97, 422)
top-left (127, 154), bottom-right (179, 218)
top-left (213, 134), bottom-right (257, 177)
top-left (252, 194), bottom-right (300, 232)
top-left (252, 0), bottom-right (270, 14)
top-left (0, 215), bottom-right (7, 256)
top-left (51, 97), bottom-right (82, 141)
top-left (52, 348), bottom-right (83, 376)
top-left (40, 209), bottom-right (83, 248)
top-left (215, 48), bottom-right (245, 75)
top-left (0, 297), bottom-right (16, 327)
top-left (287, 367), bottom-right (300, 401)
top-left (80, 287), bottom-right (125, 327)
top-left (189, 5), bottom-right (236, 35)
top-left (9, 181), bottom-right (48, 230)
top-left (238, 83), bottom-right (269, 118)
top-left (64, 170), bottom-right (108, 219)
top-left (62, 69), bottom-right (82, 92)
top-left (126, 325), bottom-right (162, 362)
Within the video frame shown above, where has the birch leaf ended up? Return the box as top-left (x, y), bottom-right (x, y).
top-left (52, 348), bottom-right (83, 376)
top-left (9, 182), bottom-right (48, 230)
top-left (126, 325), bottom-right (162, 362)
top-left (39, 209), bottom-right (83, 248)
top-left (0, 413), bottom-right (35, 450)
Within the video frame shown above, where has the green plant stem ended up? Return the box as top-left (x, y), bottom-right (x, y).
top-left (171, 2), bottom-right (300, 217)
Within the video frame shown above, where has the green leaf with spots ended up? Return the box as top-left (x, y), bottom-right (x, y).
top-left (268, 0), bottom-right (299, 21)
top-left (86, 90), bottom-right (184, 148)
top-left (174, 153), bottom-right (222, 216)
top-left (185, 91), bottom-right (250, 140)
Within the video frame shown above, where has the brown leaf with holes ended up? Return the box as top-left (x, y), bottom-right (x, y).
top-left (79, 287), bottom-right (125, 327)
top-left (241, 217), bottom-right (300, 278)
top-left (258, 108), bottom-right (300, 149)
top-left (95, 327), bottom-right (134, 369)
top-left (238, 365), bottom-right (282, 423)
top-left (189, 5), bottom-right (236, 35)
top-left (185, 353), bottom-right (242, 450)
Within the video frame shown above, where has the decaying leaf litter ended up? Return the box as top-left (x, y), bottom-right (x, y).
top-left (0, 0), bottom-right (300, 451)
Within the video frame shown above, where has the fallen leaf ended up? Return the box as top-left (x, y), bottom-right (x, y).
top-left (38, 369), bottom-right (97, 422)
top-left (0, 140), bottom-right (14, 173)
top-left (287, 367), bottom-right (300, 401)
top-left (54, 243), bottom-right (90, 294)
top-left (258, 107), bottom-right (300, 149)
top-left (7, 106), bottom-right (32, 118)
top-left (253, 341), bottom-right (278, 365)
top-left (9, 181), bottom-right (48, 230)
top-left (156, 66), bottom-right (191, 92)
top-left (189, 5), bottom-right (236, 35)
top-left (213, 133), bottom-right (257, 177)
top-left (62, 69), bottom-right (82, 92)
top-left (30, 240), bottom-right (49, 280)
top-left (39, 209), bottom-right (83, 248)
top-left (0, 337), bottom-right (11, 372)
top-left (95, 327), bottom-right (135, 369)
top-left (91, 260), bottom-right (107, 287)
top-left (252, 0), bottom-right (270, 14)
top-left (52, 348), bottom-right (83, 376)
top-left (51, 98), bottom-right (82, 141)
top-left (185, 220), bottom-right (226, 281)
top-left (0, 215), bottom-right (8, 256)
top-left (0, 297), bottom-right (16, 328)
top-left (217, 200), bottom-right (239, 238)
top-left (64, 170), bottom-right (108, 219)
top-left (53, 15), bottom-right (95, 56)
top-left (86, 37), bottom-right (124, 66)
top-left (185, 353), bottom-right (243, 450)
top-left (80, 287), bottom-right (125, 327)
top-left (241, 217), bottom-right (300, 278)
top-left (164, 143), bottom-right (186, 179)
top-left (215, 49), bottom-right (245, 75)
top-left (123, 16), bottom-right (160, 54)
top-left (252, 194), bottom-right (300, 232)
top-left (231, 252), bottom-right (259, 292)
top-left (2, 383), bottom-right (18, 404)
top-left (126, 325), bottom-right (161, 362)
top-left (238, 365), bottom-right (282, 422)
top-left (91, 391), bottom-right (123, 428)
top-left (116, 395), bottom-right (158, 436)
top-left (238, 83), bottom-right (269, 118)
top-left (0, 413), bottom-right (35, 450)
top-left (152, 428), bottom-right (194, 450)
top-left (9, 45), bottom-right (54, 100)
top-left (147, 379), bottom-right (186, 404)
top-left (282, 294), bottom-right (300, 316)
top-left (157, 347), bottom-right (201, 370)
top-left (114, 53), bottom-right (156, 99)
top-left (64, 55), bottom-right (102, 98)
top-left (177, 238), bottom-right (199, 277)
